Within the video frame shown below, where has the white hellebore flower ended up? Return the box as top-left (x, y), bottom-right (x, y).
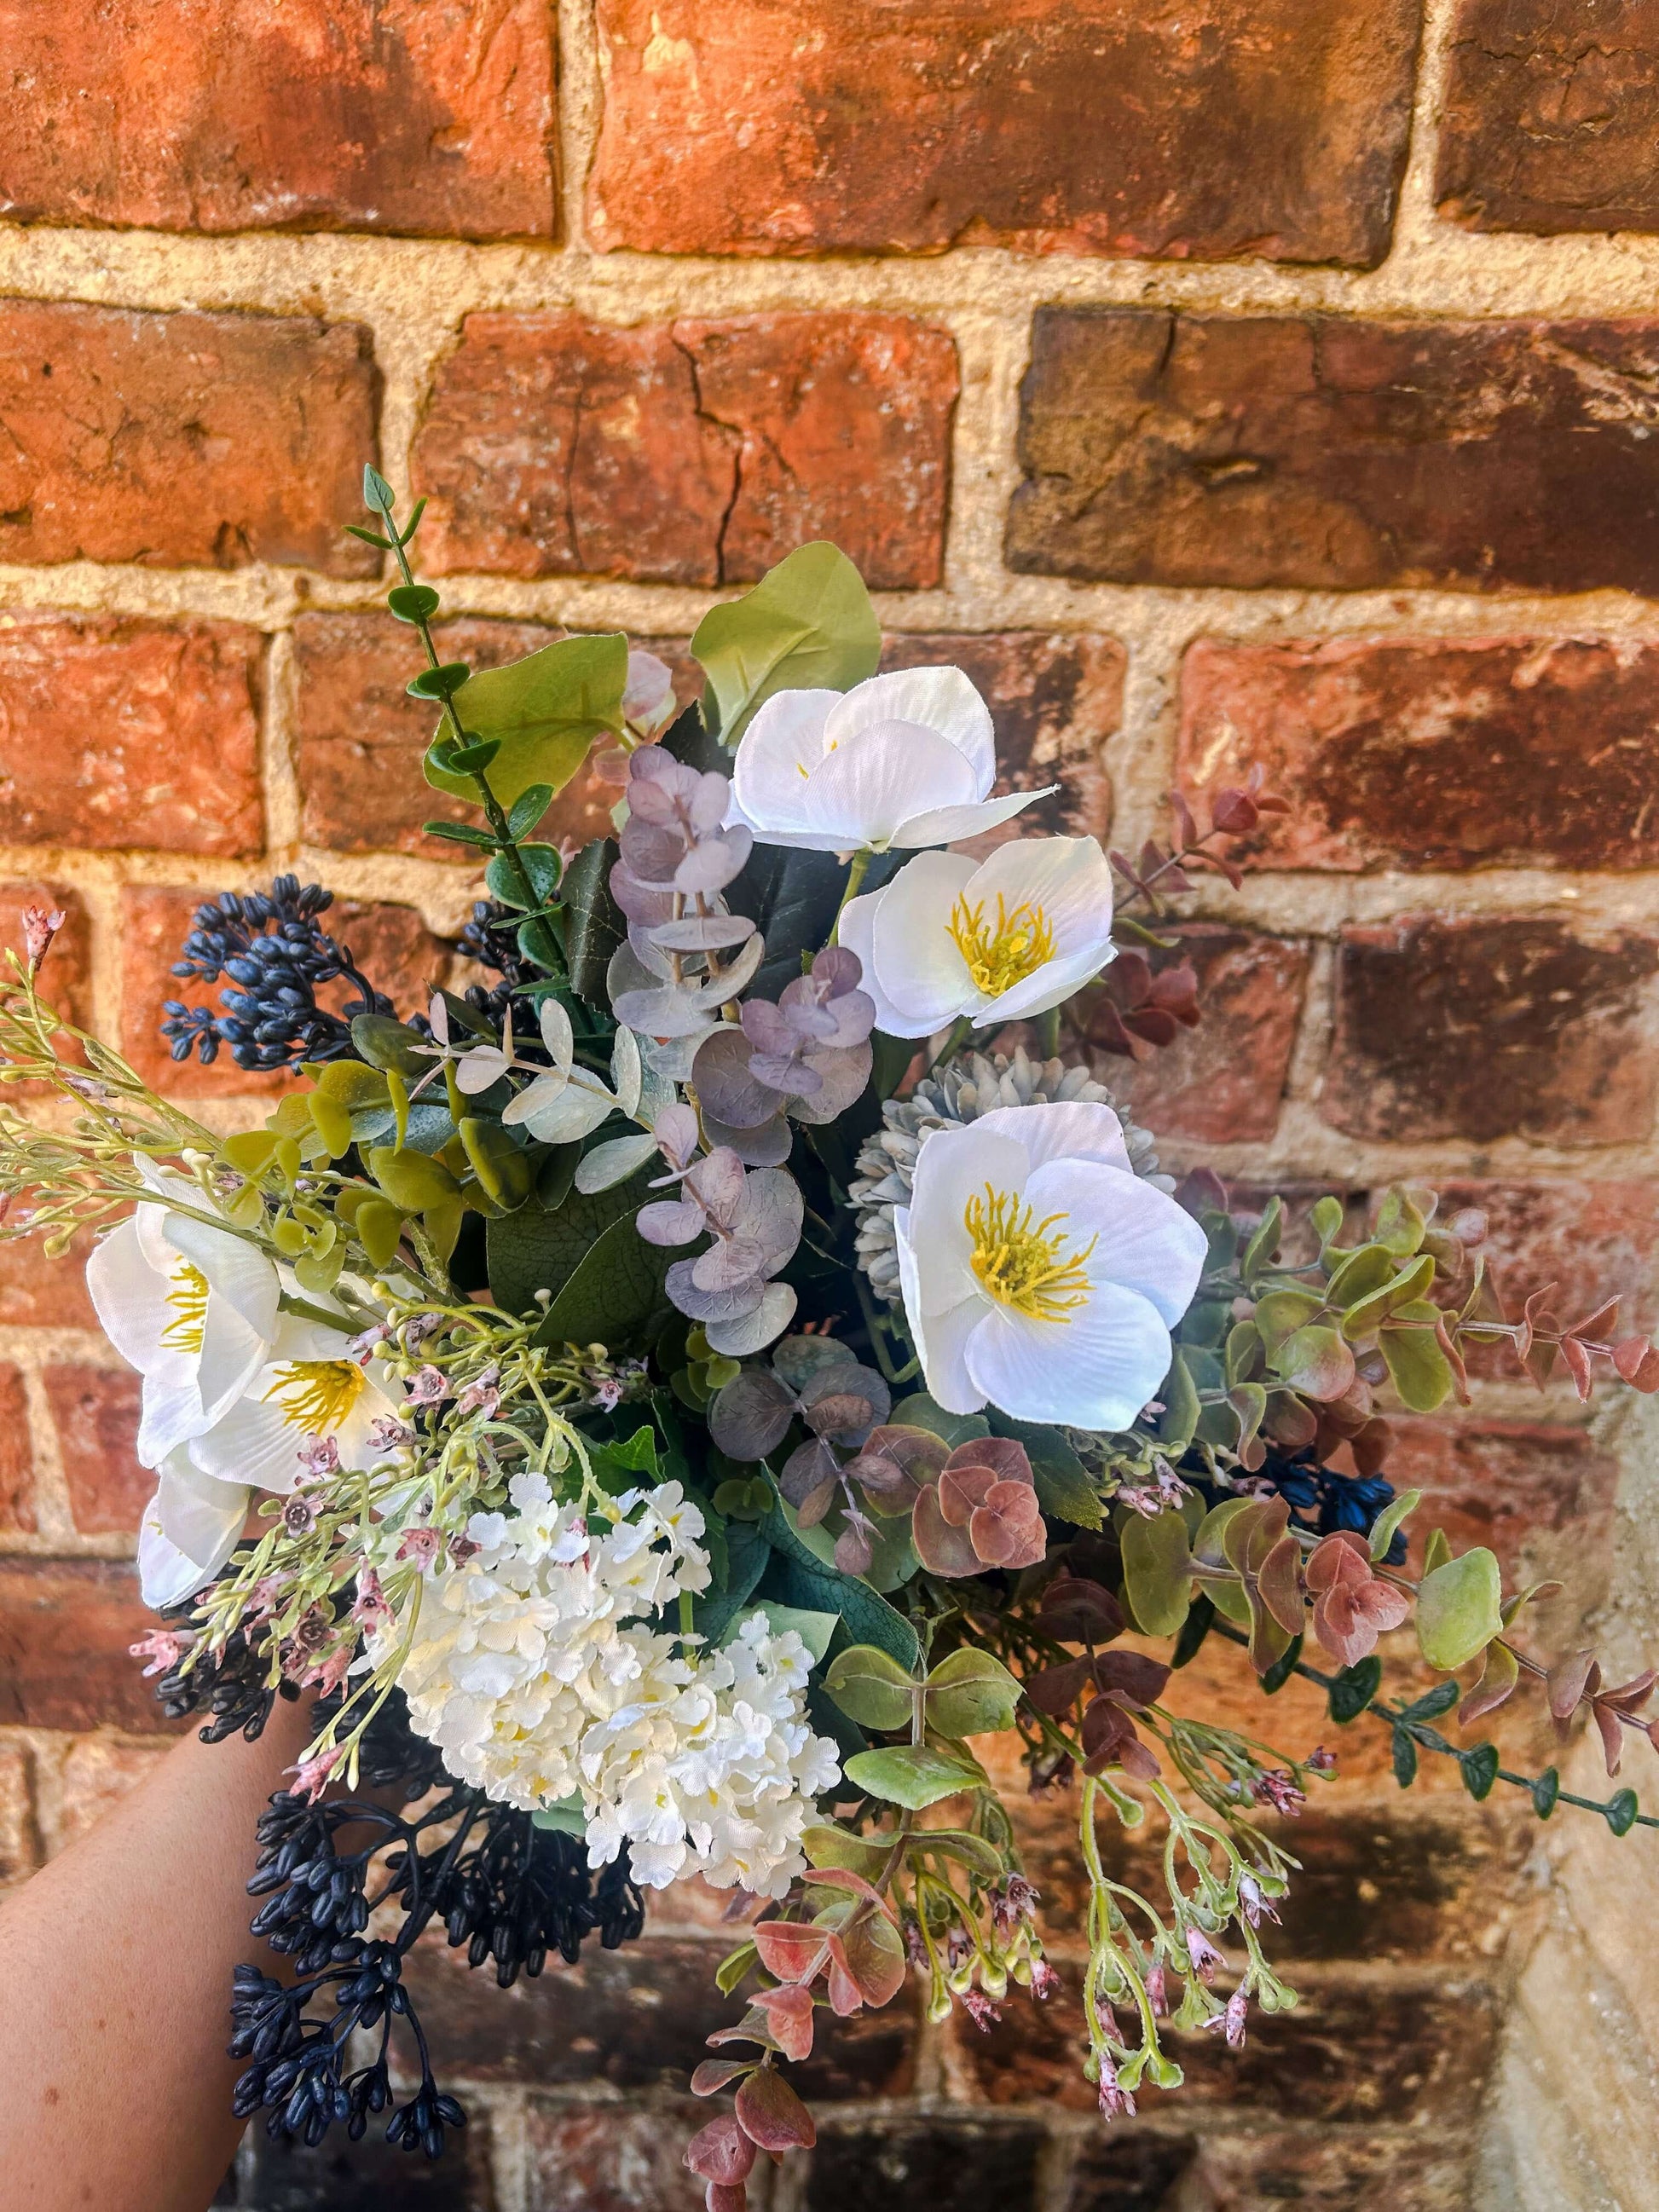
top-left (893, 1101), bottom-right (1207, 1431)
top-left (729, 667), bottom-right (1054, 854)
top-left (841, 837), bottom-right (1116, 1040)
top-left (188, 1314), bottom-right (408, 1496)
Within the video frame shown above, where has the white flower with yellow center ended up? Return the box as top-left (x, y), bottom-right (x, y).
top-left (840, 837), bottom-right (1116, 1039)
top-left (137, 1445), bottom-right (258, 1608)
top-left (728, 667), bottom-right (1054, 855)
top-left (188, 1315), bottom-right (408, 1495)
top-left (893, 1101), bottom-right (1208, 1429)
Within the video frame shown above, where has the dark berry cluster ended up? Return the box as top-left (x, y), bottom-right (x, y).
top-left (453, 898), bottom-right (535, 1030)
top-left (1260, 1449), bottom-right (1407, 1566)
top-left (161, 877), bottom-right (400, 1073)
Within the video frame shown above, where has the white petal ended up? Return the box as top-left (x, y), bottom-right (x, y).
top-left (146, 1447), bottom-right (250, 1597)
top-left (981, 942), bottom-right (1115, 1027)
top-left (575, 1131), bottom-right (662, 1193)
top-left (189, 1392), bottom-right (315, 1495)
top-left (825, 667), bottom-right (996, 793)
top-left (897, 1215), bottom-right (986, 1414)
top-left (195, 1297), bottom-right (274, 1429)
top-left (136, 1376), bottom-right (209, 1469)
top-left (973, 1099), bottom-right (1133, 1177)
top-left (164, 1212), bottom-right (280, 1343)
top-left (968, 835), bottom-right (1116, 957)
top-left (138, 1507), bottom-right (217, 1610)
top-left (869, 849), bottom-right (978, 1031)
top-left (1021, 1158), bottom-right (1208, 1330)
top-left (85, 1217), bottom-right (171, 1374)
top-left (731, 689), bottom-right (839, 836)
top-left (905, 1123), bottom-right (1029, 1314)
top-left (893, 785), bottom-right (1057, 849)
top-left (803, 721), bottom-right (979, 852)
top-left (964, 1279), bottom-right (1173, 1430)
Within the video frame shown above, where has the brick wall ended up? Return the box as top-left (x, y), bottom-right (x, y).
top-left (2, 3), bottom-right (1658, 2207)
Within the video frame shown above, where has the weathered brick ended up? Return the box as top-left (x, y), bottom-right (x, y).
top-left (0, 1362), bottom-right (33, 1533)
top-left (1436, 1177), bottom-right (1659, 1340)
top-left (589, 0), bottom-right (1421, 269)
top-left (1436, 0), bottom-right (1659, 239)
top-left (402, 1932), bottom-right (917, 2096)
top-left (292, 614), bottom-right (697, 859)
top-left (57, 1736), bottom-right (169, 1849)
top-left (412, 314), bottom-right (957, 588)
top-left (0, 1226), bottom-right (96, 1330)
top-left (0, 1), bottom-right (552, 242)
top-left (806, 2117), bottom-right (1045, 2212)
top-left (0, 303), bottom-right (379, 575)
top-left (525, 2101), bottom-right (710, 2212)
top-left (1111, 2126), bottom-right (1471, 2211)
top-left (1072, 925), bottom-right (1308, 1146)
top-left (1059, 2130), bottom-right (1197, 2211)
top-left (0, 1559), bottom-right (168, 1731)
top-left (951, 1968), bottom-right (1500, 2118)
top-left (1007, 309), bottom-right (1659, 595)
top-left (241, 2109), bottom-right (497, 2210)
top-left (1178, 636), bottom-right (1659, 874)
top-left (0, 1738), bottom-right (38, 1883)
top-left (42, 1365), bottom-right (147, 1536)
top-left (1379, 1418), bottom-right (1617, 1605)
top-left (118, 889), bottom-right (448, 1097)
top-left (0, 616), bottom-right (263, 855)
top-left (879, 632), bottom-right (1123, 840)
top-left (1321, 917), bottom-right (1659, 1147)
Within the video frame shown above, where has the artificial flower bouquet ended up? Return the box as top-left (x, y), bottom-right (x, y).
top-left (3, 465), bottom-right (1658, 2181)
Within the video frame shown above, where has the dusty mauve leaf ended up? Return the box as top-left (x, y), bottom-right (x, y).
top-left (735, 2065), bottom-right (818, 2151)
top-left (685, 2112), bottom-right (758, 2184)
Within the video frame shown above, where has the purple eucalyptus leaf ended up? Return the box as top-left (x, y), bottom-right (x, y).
top-left (636, 1196), bottom-right (708, 1248)
top-left (664, 1257), bottom-right (766, 1326)
top-left (708, 1368), bottom-right (797, 1460)
top-left (704, 1281), bottom-right (797, 1357)
top-left (650, 911), bottom-right (756, 951)
top-left (733, 1168), bottom-right (804, 1273)
top-left (785, 1042), bottom-right (873, 1126)
top-left (652, 1103), bottom-right (702, 1175)
top-left (685, 1146), bottom-right (747, 1226)
top-left (780, 1435), bottom-right (841, 1515)
top-left (691, 1235), bottom-right (768, 1295)
top-left (692, 1025), bottom-right (777, 1129)
top-left (749, 1051), bottom-right (821, 1096)
top-left (701, 1106), bottom-right (793, 1167)
top-left (687, 770), bottom-right (735, 837)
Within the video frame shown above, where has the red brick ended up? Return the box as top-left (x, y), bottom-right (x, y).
top-left (1178, 636), bottom-right (1659, 874)
top-left (0, 1228), bottom-right (96, 1330)
top-left (1320, 916), bottom-right (1659, 1146)
top-left (1437, 1177), bottom-right (1659, 1339)
top-left (525, 2102), bottom-right (708, 2212)
top-left (0, 303), bottom-right (379, 575)
top-left (950, 1967), bottom-right (1500, 2118)
top-left (0, 0), bottom-right (554, 241)
top-left (0, 1739), bottom-right (38, 1883)
top-left (1160, 2128), bottom-right (1472, 2212)
top-left (244, 2118), bottom-right (499, 2209)
top-left (43, 1365), bottom-right (147, 1536)
top-left (412, 314), bottom-right (957, 588)
top-left (589, 0), bottom-right (1420, 269)
top-left (806, 2119), bottom-right (1044, 2212)
top-left (0, 1364), bottom-right (33, 1533)
top-left (1070, 925), bottom-right (1309, 1146)
top-left (0, 616), bottom-right (263, 855)
top-left (878, 631), bottom-right (1123, 840)
top-left (117, 889), bottom-right (450, 1097)
top-left (57, 1736), bottom-right (168, 1850)
top-left (292, 614), bottom-right (697, 860)
top-left (1437, 1), bottom-right (1659, 238)
top-left (1008, 309), bottom-right (1659, 595)
top-left (0, 1559), bottom-right (171, 1731)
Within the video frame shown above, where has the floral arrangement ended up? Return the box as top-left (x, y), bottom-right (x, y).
top-left (3, 467), bottom-right (1658, 2181)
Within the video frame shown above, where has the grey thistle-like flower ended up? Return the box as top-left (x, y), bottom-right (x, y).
top-left (607, 748), bottom-right (764, 1043)
top-left (847, 1047), bottom-right (1168, 1302)
top-left (635, 1143), bottom-right (803, 1357)
top-left (691, 947), bottom-right (876, 1165)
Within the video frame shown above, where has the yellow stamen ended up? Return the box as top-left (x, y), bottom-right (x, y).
top-left (947, 892), bottom-right (1055, 997)
top-left (965, 1185), bottom-right (1095, 1323)
top-left (264, 1360), bottom-right (367, 1435)
top-left (160, 1262), bottom-right (210, 1353)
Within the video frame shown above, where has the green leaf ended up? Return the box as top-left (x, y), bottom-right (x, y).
top-left (367, 1146), bottom-right (460, 1212)
top-left (844, 1744), bottom-right (984, 1811)
top-left (1367, 1487), bottom-right (1422, 1562)
top-left (1156, 1349), bottom-right (1201, 1455)
top-left (487, 841), bottom-right (563, 911)
top-left (1398, 1678), bottom-right (1460, 1724)
top-left (484, 1171), bottom-right (655, 1317)
top-left (1327, 1655), bottom-right (1382, 1724)
top-left (1391, 1726), bottom-right (1419, 1789)
top-left (1272, 1324), bottom-right (1355, 1401)
top-left (1259, 1632), bottom-right (1304, 1695)
top-left (533, 1210), bottom-right (673, 1348)
top-left (1310, 1194), bottom-right (1346, 1252)
top-left (1422, 1527), bottom-right (1453, 1578)
top-left (1324, 1243), bottom-right (1396, 1310)
top-left (529, 1793), bottom-right (587, 1835)
top-left (1240, 1198), bottom-right (1283, 1284)
top-left (1532, 1767), bottom-right (1560, 1820)
top-left (1605, 1788), bottom-right (1640, 1837)
top-left (408, 661), bottom-right (472, 702)
top-left (691, 1518), bottom-right (770, 1649)
top-left (1120, 1506), bottom-right (1194, 1637)
top-left (715, 1939), bottom-right (758, 1996)
top-left (924, 1648), bottom-right (1023, 1736)
top-left (425, 633), bottom-right (627, 809)
top-left (507, 784), bottom-right (556, 839)
top-left (562, 840), bottom-right (625, 1007)
top-left (424, 820), bottom-right (500, 848)
top-left (891, 1392), bottom-right (990, 1451)
top-left (350, 1015), bottom-right (433, 1077)
top-left (802, 1823), bottom-right (891, 1879)
top-left (1171, 1591), bottom-right (1215, 1669)
top-left (387, 581), bottom-right (440, 624)
top-left (760, 1501), bottom-right (921, 1672)
top-left (691, 541), bottom-right (880, 749)
top-left (1251, 1289), bottom-right (1325, 1358)
top-left (1460, 1743), bottom-right (1500, 1802)
top-left (746, 1602), bottom-right (839, 1664)
top-left (1380, 1323), bottom-right (1455, 1413)
top-left (1416, 1547), bottom-right (1503, 1672)
top-left (458, 1118), bottom-right (534, 1210)
top-left (724, 842), bottom-right (858, 1002)
top-left (988, 1412), bottom-right (1101, 1528)
top-left (362, 463), bottom-right (395, 513)
top-left (910, 1828), bottom-right (1004, 1879)
top-left (1339, 1254), bottom-right (1436, 1343)
top-left (824, 1644), bottom-right (917, 1732)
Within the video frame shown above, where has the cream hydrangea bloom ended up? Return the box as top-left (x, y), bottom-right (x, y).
top-left (729, 667), bottom-right (1054, 854)
top-left (840, 837), bottom-right (1116, 1039)
top-left (894, 1100), bottom-right (1207, 1430)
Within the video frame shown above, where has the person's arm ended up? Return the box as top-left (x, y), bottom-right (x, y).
top-left (0, 1694), bottom-right (312, 2212)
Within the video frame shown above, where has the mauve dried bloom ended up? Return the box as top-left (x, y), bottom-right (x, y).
top-left (21, 904), bottom-right (66, 971)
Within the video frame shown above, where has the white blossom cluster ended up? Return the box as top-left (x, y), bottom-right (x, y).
top-left (385, 1476), bottom-right (841, 1895)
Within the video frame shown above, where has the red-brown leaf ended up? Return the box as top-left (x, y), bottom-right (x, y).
top-left (735, 2066), bottom-right (817, 2152)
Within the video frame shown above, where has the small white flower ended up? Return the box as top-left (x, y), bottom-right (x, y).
top-left (841, 837), bottom-right (1117, 1039)
top-left (894, 1101), bottom-right (1207, 1430)
top-left (729, 667), bottom-right (1054, 854)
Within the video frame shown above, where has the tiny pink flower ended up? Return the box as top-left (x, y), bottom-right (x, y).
top-left (1206, 1988), bottom-right (1249, 2050)
top-left (129, 1628), bottom-right (192, 1678)
top-left (590, 1377), bottom-right (625, 1412)
top-left (406, 1366), bottom-right (449, 1406)
top-left (350, 1568), bottom-right (394, 1634)
top-left (21, 904), bottom-right (66, 970)
top-left (1251, 1769), bottom-right (1305, 1817)
top-left (347, 1323), bottom-right (390, 1364)
top-left (1305, 1745), bottom-right (1338, 1773)
top-left (1238, 1874), bottom-right (1279, 1930)
top-left (1097, 2059), bottom-right (1136, 2121)
top-left (1185, 1927), bottom-right (1226, 1984)
top-left (402, 1314), bottom-right (442, 1351)
top-left (368, 1416), bottom-right (416, 1453)
top-left (295, 1435), bottom-right (339, 1481)
top-left (281, 1495), bottom-right (318, 1538)
top-left (961, 1990), bottom-right (1001, 2033)
top-left (397, 1527), bottom-right (442, 1572)
top-left (1028, 1957), bottom-right (1061, 2001)
top-left (286, 1746), bottom-right (344, 1803)
top-left (448, 1533), bottom-right (482, 1565)
top-left (1145, 1963), bottom-right (1168, 2018)
top-left (455, 1365), bottom-right (501, 1419)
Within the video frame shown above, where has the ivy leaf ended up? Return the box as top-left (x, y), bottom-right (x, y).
top-left (425, 632), bottom-right (627, 808)
top-left (532, 1211), bottom-right (673, 1349)
top-left (760, 1500), bottom-right (921, 1671)
top-left (891, 1391), bottom-right (990, 1450)
top-left (562, 840), bottom-right (625, 1008)
top-left (1416, 1547), bottom-right (1503, 1672)
top-left (843, 1744), bottom-right (985, 1811)
top-left (744, 1601), bottom-right (839, 1664)
top-left (691, 1517), bottom-right (771, 1649)
top-left (725, 843), bottom-right (868, 1002)
top-left (691, 541), bottom-right (880, 748)
top-left (484, 1170), bottom-right (654, 1315)
top-left (1460, 1742), bottom-right (1500, 1801)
